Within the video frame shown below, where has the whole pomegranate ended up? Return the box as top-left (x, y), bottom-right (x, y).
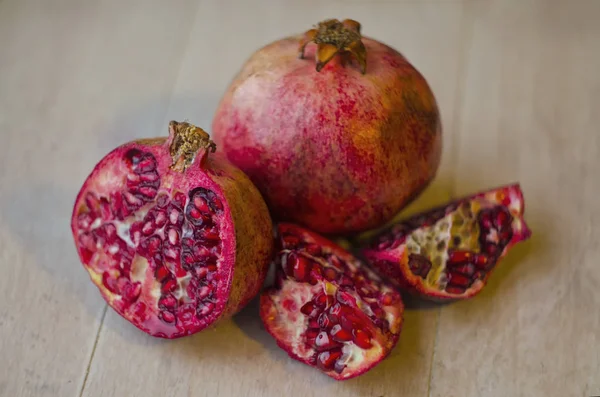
top-left (212, 18), bottom-right (442, 235)
top-left (360, 184), bottom-right (532, 301)
top-left (71, 121), bottom-right (273, 338)
top-left (260, 223), bottom-right (404, 380)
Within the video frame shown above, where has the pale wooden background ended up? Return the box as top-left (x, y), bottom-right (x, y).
top-left (1, 0), bottom-right (598, 396)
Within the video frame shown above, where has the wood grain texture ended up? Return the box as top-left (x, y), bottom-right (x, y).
top-left (82, 2), bottom-right (465, 397)
top-left (430, 1), bottom-right (600, 396)
top-left (2, 0), bottom-right (598, 396)
top-left (0, 0), bottom-right (198, 396)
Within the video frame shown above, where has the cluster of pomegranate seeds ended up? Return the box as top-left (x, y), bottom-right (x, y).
top-left (261, 224), bottom-right (404, 380)
top-left (74, 147), bottom-right (226, 337)
top-left (362, 184), bottom-right (531, 300)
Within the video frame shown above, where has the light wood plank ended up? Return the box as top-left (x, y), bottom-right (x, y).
top-left (0, 1), bottom-right (198, 396)
top-left (431, 1), bottom-right (600, 396)
top-left (83, 2), bottom-right (466, 396)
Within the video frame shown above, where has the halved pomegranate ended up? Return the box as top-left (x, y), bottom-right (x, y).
top-left (71, 121), bottom-right (273, 338)
top-left (361, 184), bottom-right (532, 301)
top-left (260, 223), bottom-right (404, 380)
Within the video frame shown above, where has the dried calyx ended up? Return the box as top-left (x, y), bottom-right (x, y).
top-left (299, 18), bottom-right (367, 74)
top-left (168, 121), bottom-right (216, 172)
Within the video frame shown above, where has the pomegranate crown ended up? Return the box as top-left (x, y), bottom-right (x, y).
top-left (168, 120), bottom-right (216, 172)
top-left (298, 18), bottom-right (367, 74)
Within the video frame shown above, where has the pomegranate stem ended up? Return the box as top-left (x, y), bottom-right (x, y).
top-left (168, 120), bottom-right (216, 172)
top-left (298, 19), bottom-right (367, 74)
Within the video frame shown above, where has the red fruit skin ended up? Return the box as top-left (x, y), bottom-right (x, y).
top-left (361, 184), bottom-right (532, 302)
top-left (260, 223), bottom-right (404, 381)
top-left (71, 135), bottom-right (273, 338)
top-left (212, 34), bottom-right (442, 235)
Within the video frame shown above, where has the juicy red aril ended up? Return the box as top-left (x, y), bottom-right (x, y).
top-left (330, 324), bottom-right (352, 342)
top-left (352, 329), bottom-right (372, 349)
top-left (408, 254), bottom-right (432, 278)
top-left (284, 253), bottom-right (313, 282)
top-left (314, 332), bottom-right (342, 351)
top-left (317, 349), bottom-right (343, 371)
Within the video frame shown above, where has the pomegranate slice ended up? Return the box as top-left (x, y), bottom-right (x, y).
top-left (71, 121), bottom-right (273, 338)
top-left (260, 223), bottom-right (404, 380)
top-left (361, 184), bottom-right (532, 301)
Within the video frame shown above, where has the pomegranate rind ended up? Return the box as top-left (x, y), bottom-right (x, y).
top-left (71, 137), bottom-right (273, 338)
top-left (361, 184), bottom-right (532, 301)
top-left (260, 223), bottom-right (404, 380)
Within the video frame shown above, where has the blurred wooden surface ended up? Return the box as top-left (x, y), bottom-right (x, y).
top-left (0, 0), bottom-right (598, 396)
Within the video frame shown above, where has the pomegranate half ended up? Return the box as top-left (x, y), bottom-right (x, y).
top-left (260, 223), bottom-right (404, 380)
top-left (71, 121), bottom-right (273, 338)
top-left (212, 18), bottom-right (442, 235)
top-left (360, 184), bottom-right (532, 301)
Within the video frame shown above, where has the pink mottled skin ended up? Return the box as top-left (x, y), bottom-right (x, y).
top-left (212, 34), bottom-right (442, 235)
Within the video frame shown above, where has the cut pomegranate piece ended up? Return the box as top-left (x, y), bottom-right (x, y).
top-left (361, 184), bottom-right (532, 301)
top-left (260, 223), bottom-right (404, 380)
top-left (71, 121), bottom-right (273, 338)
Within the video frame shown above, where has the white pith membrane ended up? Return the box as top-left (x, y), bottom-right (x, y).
top-left (73, 147), bottom-right (227, 337)
top-left (375, 187), bottom-right (528, 296)
top-left (404, 201), bottom-right (481, 291)
top-left (264, 232), bottom-right (403, 379)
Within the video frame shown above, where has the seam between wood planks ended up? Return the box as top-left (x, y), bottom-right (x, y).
top-left (78, 305), bottom-right (108, 397)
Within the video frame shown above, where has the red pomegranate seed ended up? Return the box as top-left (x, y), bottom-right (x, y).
top-left (448, 250), bottom-right (472, 265)
top-left (281, 234), bottom-right (301, 249)
top-left (198, 302), bottom-right (215, 316)
top-left (479, 209), bottom-right (493, 229)
top-left (161, 278), bottom-right (178, 293)
top-left (452, 263), bottom-right (475, 276)
top-left (330, 324), bottom-right (352, 342)
top-left (323, 267), bottom-right (339, 281)
top-left (284, 253), bottom-right (312, 282)
top-left (304, 243), bottom-right (322, 256)
top-left (308, 265), bottom-right (323, 285)
top-left (159, 310), bottom-right (176, 324)
top-left (317, 348), bottom-right (343, 371)
top-left (198, 285), bottom-right (211, 299)
top-left (352, 329), bottom-right (372, 349)
top-left (381, 291), bottom-right (400, 306)
top-left (447, 273), bottom-right (471, 288)
top-left (158, 294), bottom-right (177, 310)
top-left (193, 196), bottom-right (210, 213)
top-left (77, 212), bottom-right (94, 230)
top-left (446, 285), bottom-right (466, 294)
top-left (172, 192), bottom-right (186, 208)
top-left (318, 312), bottom-right (333, 329)
top-left (102, 271), bottom-right (119, 293)
top-left (473, 254), bottom-right (488, 268)
top-left (167, 228), bottom-right (180, 246)
top-left (336, 290), bottom-right (356, 307)
top-left (154, 210), bottom-right (167, 227)
top-left (314, 331), bottom-right (341, 351)
top-left (195, 267), bottom-right (208, 280)
top-left (155, 266), bottom-right (170, 282)
top-left (300, 301), bottom-right (319, 318)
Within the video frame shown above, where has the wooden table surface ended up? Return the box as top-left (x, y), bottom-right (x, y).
top-left (1, 0), bottom-right (599, 396)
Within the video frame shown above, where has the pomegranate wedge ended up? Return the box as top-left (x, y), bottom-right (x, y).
top-left (260, 223), bottom-right (404, 380)
top-left (361, 184), bottom-right (532, 301)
